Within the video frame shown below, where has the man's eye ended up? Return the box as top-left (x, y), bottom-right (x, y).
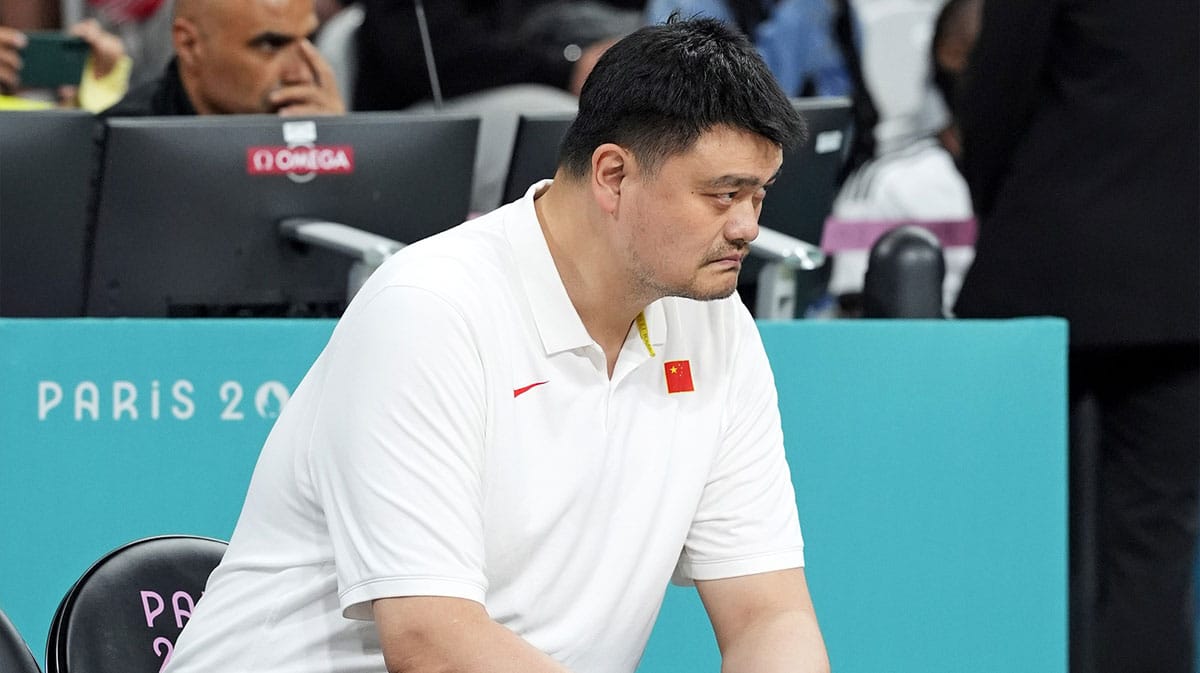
top-left (253, 38), bottom-right (291, 54)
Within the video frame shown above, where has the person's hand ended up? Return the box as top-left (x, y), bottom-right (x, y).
top-left (57, 20), bottom-right (128, 107)
top-left (569, 37), bottom-right (618, 97)
top-left (69, 19), bottom-right (126, 79)
top-left (270, 39), bottom-right (346, 116)
top-left (0, 26), bottom-right (28, 93)
top-left (938, 123), bottom-right (963, 161)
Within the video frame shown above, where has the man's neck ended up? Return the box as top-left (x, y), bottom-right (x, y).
top-left (533, 178), bottom-right (654, 376)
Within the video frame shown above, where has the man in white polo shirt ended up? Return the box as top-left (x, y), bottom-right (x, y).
top-left (164, 17), bottom-right (828, 673)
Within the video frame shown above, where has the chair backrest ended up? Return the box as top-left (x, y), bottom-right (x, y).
top-left (863, 224), bottom-right (945, 318)
top-left (45, 535), bottom-right (228, 673)
top-left (0, 605), bottom-right (41, 673)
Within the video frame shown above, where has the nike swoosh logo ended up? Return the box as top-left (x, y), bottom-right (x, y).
top-left (513, 381), bottom-right (549, 398)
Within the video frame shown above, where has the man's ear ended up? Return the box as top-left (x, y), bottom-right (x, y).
top-left (173, 17), bottom-right (201, 69)
top-left (590, 143), bottom-right (629, 216)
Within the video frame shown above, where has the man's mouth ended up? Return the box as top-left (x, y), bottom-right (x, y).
top-left (708, 250), bottom-right (747, 265)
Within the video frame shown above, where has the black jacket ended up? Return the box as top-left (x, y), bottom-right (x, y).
top-left (954, 0), bottom-right (1199, 347)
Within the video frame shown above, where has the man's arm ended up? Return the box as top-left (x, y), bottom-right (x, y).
top-left (373, 596), bottom-right (573, 673)
top-left (697, 568), bottom-right (829, 673)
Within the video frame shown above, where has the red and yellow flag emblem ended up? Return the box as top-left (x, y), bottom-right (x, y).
top-left (664, 360), bottom-right (694, 394)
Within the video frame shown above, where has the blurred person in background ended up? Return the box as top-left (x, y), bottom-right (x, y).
top-left (354, 0), bottom-right (640, 112)
top-left (63, 0), bottom-right (175, 88)
top-left (2, 0), bottom-right (176, 89)
top-left (954, 2), bottom-right (1199, 671)
top-left (352, 0), bottom-right (642, 213)
top-left (103, 0), bottom-right (344, 117)
top-left (643, 0), bottom-right (852, 98)
top-left (825, 0), bottom-right (979, 316)
top-left (0, 1), bottom-right (131, 111)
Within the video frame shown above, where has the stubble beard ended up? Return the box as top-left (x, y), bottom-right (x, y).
top-left (630, 255), bottom-right (742, 303)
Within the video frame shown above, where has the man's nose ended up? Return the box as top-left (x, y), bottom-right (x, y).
top-left (280, 45), bottom-right (315, 85)
top-left (727, 200), bottom-right (760, 244)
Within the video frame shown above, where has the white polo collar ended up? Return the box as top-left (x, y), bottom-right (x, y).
top-left (504, 180), bottom-right (667, 358)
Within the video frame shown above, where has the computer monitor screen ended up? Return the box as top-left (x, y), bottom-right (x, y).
top-left (760, 96), bottom-right (854, 246)
top-left (0, 109), bottom-right (96, 316)
top-left (502, 111), bottom-right (574, 205)
top-left (87, 112), bottom-right (478, 317)
top-left (747, 96), bottom-right (854, 311)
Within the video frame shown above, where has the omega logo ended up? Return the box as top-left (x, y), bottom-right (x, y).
top-left (245, 120), bottom-right (354, 183)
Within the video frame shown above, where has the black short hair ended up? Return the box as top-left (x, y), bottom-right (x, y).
top-left (558, 16), bottom-right (806, 179)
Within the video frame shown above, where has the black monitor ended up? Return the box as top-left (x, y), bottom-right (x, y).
top-left (760, 96), bottom-right (853, 249)
top-left (0, 109), bottom-right (96, 316)
top-left (501, 111), bottom-right (574, 205)
top-left (749, 96), bottom-right (854, 310)
top-left (86, 112), bottom-right (478, 317)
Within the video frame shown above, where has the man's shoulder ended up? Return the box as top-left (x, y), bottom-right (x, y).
top-left (354, 209), bottom-right (519, 308)
top-left (400, 208), bottom-right (513, 271)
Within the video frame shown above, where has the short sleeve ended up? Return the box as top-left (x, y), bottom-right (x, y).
top-left (307, 285), bottom-right (490, 620)
top-left (674, 307), bottom-right (804, 583)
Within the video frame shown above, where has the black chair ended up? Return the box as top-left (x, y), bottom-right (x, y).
top-left (45, 535), bottom-right (228, 673)
top-left (0, 605), bottom-right (41, 673)
top-left (862, 224), bottom-right (946, 318)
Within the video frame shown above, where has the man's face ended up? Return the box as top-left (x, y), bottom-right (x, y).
top-left (617, 125), bottom-right (783, 302)
top-left (179, 0), bottom-right (320, 114)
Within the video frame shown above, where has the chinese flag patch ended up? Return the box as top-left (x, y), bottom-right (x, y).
top-left (664, 360), bottom-right (694, 394)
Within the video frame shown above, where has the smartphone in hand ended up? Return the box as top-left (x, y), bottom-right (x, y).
top-left (19, 32), bottom-right (89, 88)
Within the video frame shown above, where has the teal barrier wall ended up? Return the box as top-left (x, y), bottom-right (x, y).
top-left (640, 319), bottom-right (1069, 672)
top-left (0, 318), bottom-right (1067, 671)
top-left (0, 319), bottom-right (334, 667)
